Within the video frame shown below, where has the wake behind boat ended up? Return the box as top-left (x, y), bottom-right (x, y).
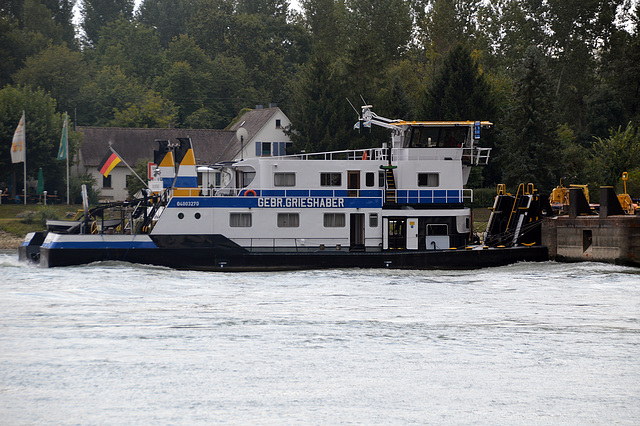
top-left (20, 106), bottom-right (548, 271)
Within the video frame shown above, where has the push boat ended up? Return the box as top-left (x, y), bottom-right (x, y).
top-left (20, 106), bottom-right (548, 271)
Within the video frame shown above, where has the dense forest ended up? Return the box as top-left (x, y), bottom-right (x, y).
top-left (1, 0), bottom-right (639, 200)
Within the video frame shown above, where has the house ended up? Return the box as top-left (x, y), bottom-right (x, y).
top-left (76, 106), bottom-right (292, 201)
top-left (226, 105), bottom-right (292, 160)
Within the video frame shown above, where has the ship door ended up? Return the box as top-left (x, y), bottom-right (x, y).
top-left (386, 218), bottom-right (406, 250)
top-left (350, 213), bottom-right (365, 251)
top-left (348, 171), bottom-right (360, 197)
top-left (407, 217), bottom-right (418, 250)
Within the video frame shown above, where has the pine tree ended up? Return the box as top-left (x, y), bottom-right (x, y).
top-left (500, 46), bottom-right (562, 193)
top-left (423, 45), bottom-right (495, 120)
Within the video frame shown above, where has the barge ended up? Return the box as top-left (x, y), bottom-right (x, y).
top-left (20, 106), bottom-right (548, 271)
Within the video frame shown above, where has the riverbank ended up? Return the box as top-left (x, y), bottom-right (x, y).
top-left (0, 204), bottom-right (79, 250)
top-left (0, 231), bottom-right (23, 249)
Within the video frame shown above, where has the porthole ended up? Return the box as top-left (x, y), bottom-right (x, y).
top-left (195, 212), bottom-right (201, 219)
top-left (178, 212), bottom-right (184, 219)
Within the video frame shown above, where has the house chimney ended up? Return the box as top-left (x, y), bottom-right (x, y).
top-left (269, 103), bottom-right (277, 108)
top-left (256, 104), bottom-right (263, 109)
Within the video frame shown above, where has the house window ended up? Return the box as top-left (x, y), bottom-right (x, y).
top-left (102, 175), bottom-right (112, 188)
top-left (274, 172), bottom-right (295, 187)
top-left (323, 213), bottom-right (345, 227)
top-left (255, 142), bottom-right (274, 157)
top-left (320, 172), bottom-right (341, 186)
top-left (275, 119), bottom-right (281, 128)
top-left (278, 213), bottom-right (299, 227)
top-left (418, 173), bottom-right (439, 187)
top-left (273, 142), bottom-right (292, 156)
top-left (230, 213), bottom-right (252, 227)
top-left (369, 213), bottom-right (378, 228)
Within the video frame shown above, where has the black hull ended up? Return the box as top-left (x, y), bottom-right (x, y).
top-left (39, 245), bottom-right (548, 271)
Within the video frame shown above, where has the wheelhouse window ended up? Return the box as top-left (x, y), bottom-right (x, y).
top-left (230, 213), bottom-right (252, 227)
top-left (274, 172), bottom-right (295, 187)
top-left (323, 213), bottom-right (345, 227)
top-left (277, 213), bottom-right (299, 227)
top-left (418, 173), bottom-right (439, 187)
top-left (408, 127), bottom-right (469, 148)
top-left (320, 172), bottom-right (341, 186)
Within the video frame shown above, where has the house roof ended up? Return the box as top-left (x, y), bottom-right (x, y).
top-left (221, 107), bottom-right (282, 159)
top-left (78, 127), bottom-right (237, 167)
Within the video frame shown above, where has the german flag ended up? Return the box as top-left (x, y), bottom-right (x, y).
top-left (97, 151), bottom-right (121, 177)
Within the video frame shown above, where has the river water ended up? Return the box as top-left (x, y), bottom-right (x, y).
top-left (1, 250), bottom-right (638, 424)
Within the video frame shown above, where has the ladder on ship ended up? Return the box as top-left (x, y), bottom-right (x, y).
top-left (382, 166), bottom-right (397, 203)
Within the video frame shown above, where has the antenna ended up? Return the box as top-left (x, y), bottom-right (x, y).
top-left (360, 94), bottom-right (368, 106)
top-left (346, 98), bottom-right (360, 118)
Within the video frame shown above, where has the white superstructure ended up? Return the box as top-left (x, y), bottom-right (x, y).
top-left (151, 106), bottom-right (492, 253)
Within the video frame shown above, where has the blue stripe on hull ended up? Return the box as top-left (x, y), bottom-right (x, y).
top-left (42, 240), bottom-right (158, 250)
top-left (168, 189), bottom-right (466, 209)
top-left (169, 196), bottom-right (384, 209)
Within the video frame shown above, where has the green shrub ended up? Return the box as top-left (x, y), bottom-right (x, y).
top-left (18, 211), bottom-right (36, 224)
top-left (38, 206), bottom-right (60, 226)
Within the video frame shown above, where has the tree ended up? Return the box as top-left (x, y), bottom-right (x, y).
top-left (500, 46), bottom-right (563, 193)
top-left (90, 18), bottom-right (164, 85)
top-left (188, 0), bottom-right (235, 57)
top-left (301, 0), bottom-right (348, 57)
top-left (111, 91), bottom-right (178, 127)
top-left (591, 123), bottom-right (640, 188)
top-left (600, 5), bottom-right (640, 127)
top-left (82, 0), bottom-right (134, 47)
top-left (346, 0), bottom-right (412, 62)
top-left (289, 54), bottom-right (349, 153)
top-left (416, 0), bottom-right (483, 56)
top-left (77, 65), bottom-right (149, 125)
top-left (423, 45), bottom-right (495, 120)
top-left (137, 0), bottom-right (197, 47)
top-left (40, 0), bottom-right (76, 46)
top-left (13, 44), bottom-right (88, 114)
top-left (0, 86), bottom-right (76, 198)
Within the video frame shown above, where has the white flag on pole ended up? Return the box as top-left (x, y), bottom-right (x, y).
top-left (10, 111), bottom-right (26, 164)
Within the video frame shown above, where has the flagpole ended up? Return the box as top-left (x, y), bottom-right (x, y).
top-left (65, 113), bottom-right (70, 205)
top-left (23, 112), bottom-right (26, 205)
top-left (109, 146), bottom-right (149, 189)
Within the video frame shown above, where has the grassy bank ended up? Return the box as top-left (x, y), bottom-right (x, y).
top-left (0, 204), bottom-right (80, 238)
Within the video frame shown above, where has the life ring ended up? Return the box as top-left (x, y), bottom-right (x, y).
top-left (244, 189), bottom-right (257, 196)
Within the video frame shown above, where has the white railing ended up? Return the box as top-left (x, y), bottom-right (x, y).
top-left (462, 147), bottom-right (492, 166)
top-left (284, 148), bottom-right (388, 161)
